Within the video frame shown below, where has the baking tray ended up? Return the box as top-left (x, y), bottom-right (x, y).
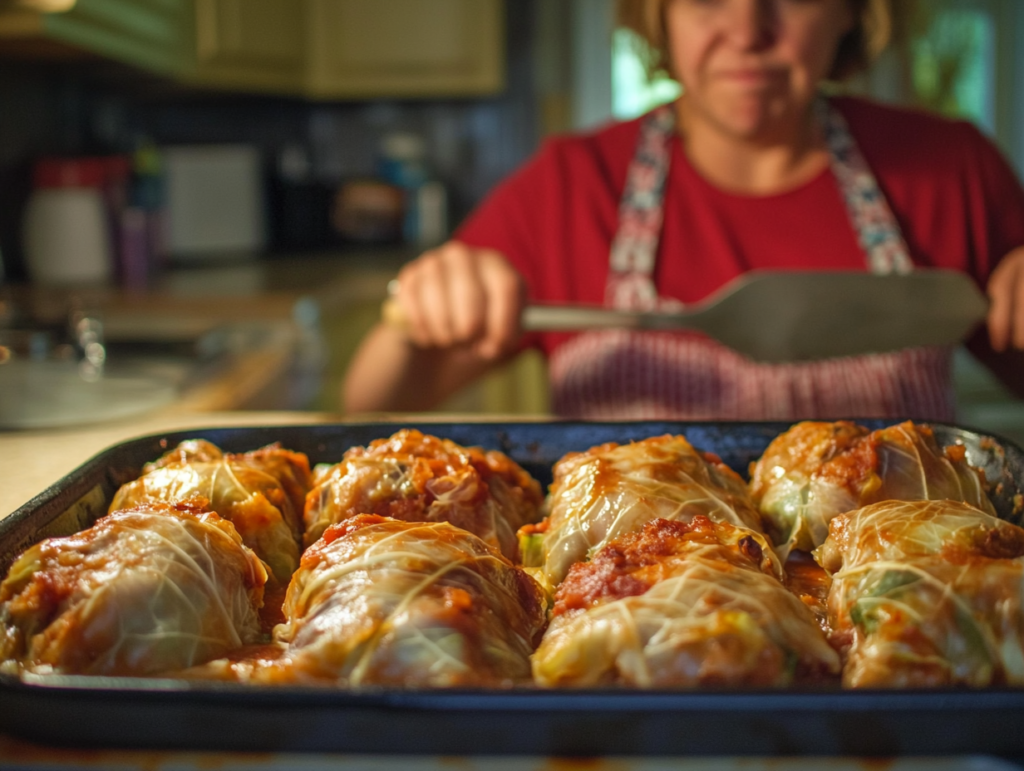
top-left (2, 419), bottom-right (1024, 759)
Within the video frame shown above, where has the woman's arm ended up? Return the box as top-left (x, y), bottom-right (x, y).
top-left (963, 245), bottom-right (1024, 399)
top-left (342, 241), bottom-right (527, 414)
top-left (986, 245), bottom-right (1024, 353)
top-left (343, 323), bottom-right (498, 413)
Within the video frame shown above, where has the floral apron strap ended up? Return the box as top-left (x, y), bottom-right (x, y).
top-left (815, 100), bottom-right (914, 274)
top-left (606, 104), bottom-right (676, 311)
top-left (605, 98), bottom-right (914, 312)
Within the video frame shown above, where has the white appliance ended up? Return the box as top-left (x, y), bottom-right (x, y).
top-left (163, 145), bottom-right (266, 259)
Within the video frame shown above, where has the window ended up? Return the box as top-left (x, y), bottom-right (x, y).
top-left (611, 28), bottom-right (680, 120)
top-left (912, 7), bottom-right (995, 134)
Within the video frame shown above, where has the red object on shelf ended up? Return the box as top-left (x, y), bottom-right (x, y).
top-left (32, 157), bottom-right (109, 189)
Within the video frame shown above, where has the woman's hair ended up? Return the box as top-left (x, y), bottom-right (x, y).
top-left (616, 0), bottom-right (895, 82)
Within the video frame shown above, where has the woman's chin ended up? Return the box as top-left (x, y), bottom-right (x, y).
top-left (714, 101), bottom-right (802, 143)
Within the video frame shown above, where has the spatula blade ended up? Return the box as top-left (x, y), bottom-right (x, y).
top-left (700, 270), bottom-right (988, 362)
top-left (523, 270), bottom-right (989, 362)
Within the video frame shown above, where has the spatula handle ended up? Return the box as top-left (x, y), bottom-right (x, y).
top-left (521, 305), bottom-right (649, 330)
top-left (381, 297), bottom-right (408, 329)
top-left (381, 298), bottom-right (663, 333)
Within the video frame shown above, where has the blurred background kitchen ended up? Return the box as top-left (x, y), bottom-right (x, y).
top-left (0, 0), bottom-right (1023, 436)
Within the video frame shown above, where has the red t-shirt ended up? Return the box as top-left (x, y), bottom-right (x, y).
top-left (457, 96), bottom-right (1024, 360)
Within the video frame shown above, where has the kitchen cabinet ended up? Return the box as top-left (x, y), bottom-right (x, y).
top-left (188, 0), bottom-right (305, 93)
top-left (0, 0), bottom-right (189, 75)
top-left (306, 0), bottom-right (504, 98)
top-left (0, 0), bottom-right (505, 98)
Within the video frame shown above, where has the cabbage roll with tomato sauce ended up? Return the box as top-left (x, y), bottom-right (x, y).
top-left (815, 499), bottom-right (1024, 688)
top-left (144, 438), bottom-right (226, 467)
top-left (258, 514), bottom-right (546, 687)
top-left (111, 441), bottom-right (312, 585)
top-left (0, 501), bottom-right (267, 677)
top-left (527, 435), bottom-right (765, 587)
top-left (749, 421), bottom-right (994, 558)
top-left (532, 517), bottom-right (839, 688)
top-left (303, 429), bottom-right (542, 562)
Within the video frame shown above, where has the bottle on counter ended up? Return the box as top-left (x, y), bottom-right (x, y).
top-left (117, 142), bottom-right (167, 291)
top-left (23, 158), bottom-right (114, 286)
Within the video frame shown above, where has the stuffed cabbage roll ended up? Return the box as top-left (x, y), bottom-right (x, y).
top-left (527, 435), bottom-right (765, 586)
top-left (143, 438), bottom-right (226, 468)
top-left (303, 429), bottom-right (542, 561)
top-left (261, 514), bottom-right (546, 687)
top-left (175, 642), bottom-right (288, 682)
top-left (532, 517), bottom-right (839, 688)
top-left (783, 551), bottom-right (833, 633)
top-left (0, 501), bottom-right (266, 677)
top-left (111, 441), bottom-right (312, 585)
top-left (749, 421), bottom-right (994, 557)
top-left (815, 499), bottom-right (1024, 688)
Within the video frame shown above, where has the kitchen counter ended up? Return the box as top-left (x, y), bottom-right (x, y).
top-left (2, 249), bottom-right (417, 417)
top-left (0, 410), bottom-right (337, 520)
top-left (6, 250), bottom-right (411, 314)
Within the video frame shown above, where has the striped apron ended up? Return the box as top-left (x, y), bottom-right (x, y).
top-left (549, 101), bottom-right (953, 421)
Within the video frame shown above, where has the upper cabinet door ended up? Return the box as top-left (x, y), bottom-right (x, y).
top-left (0, 0), bottom-right (506, 99)
top-left (306, 0), bottom-right (505, 98)
top-left (190, 0), bottom-right (306, 93)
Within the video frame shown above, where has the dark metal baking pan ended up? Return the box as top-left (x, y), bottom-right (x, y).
top-left (1, 420), bottom-right (1023, 758)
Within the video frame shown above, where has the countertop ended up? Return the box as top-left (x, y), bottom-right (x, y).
top-left (7, 249), bottom-right (412, 320)
top-left (1, 250), bottom-right (416, 417)
top-left (0, 409), bottom-right (336, 520)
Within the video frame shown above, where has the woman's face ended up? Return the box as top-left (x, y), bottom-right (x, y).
top-left (665, 0), bottom-right (855, 142)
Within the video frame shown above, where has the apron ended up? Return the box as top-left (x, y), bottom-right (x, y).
top-left (549, 100), bottom-right (954, 421)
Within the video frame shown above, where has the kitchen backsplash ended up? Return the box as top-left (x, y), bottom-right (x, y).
top-left (0, 0), bottom-right (539, 282)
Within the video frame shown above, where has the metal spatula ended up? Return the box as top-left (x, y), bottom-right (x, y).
top-left (384, 269), bottom-right (989, 362)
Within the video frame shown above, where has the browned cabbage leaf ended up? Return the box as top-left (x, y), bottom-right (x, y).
top-left (528, 435), bottom-right (765, 586)
top-left (256, 514), bottom-right (546, 687)
top-left (532, 517), bottom-right (838, 688)
top-left (110, 441), bottom-right (312, 585)
top-left (303, 429), bottom-right (542, 561)
top-left (749, 421), bottom-right (994, 558)
top-left (0, 501), bottom-right (267, 677)
top-left (815, 499), bottom-right (1024, 688)
top-left (143, 438), bottom-right (226, 469)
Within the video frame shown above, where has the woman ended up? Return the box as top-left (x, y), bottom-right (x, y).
top-left (344, 0), bottom-right (1024, 420)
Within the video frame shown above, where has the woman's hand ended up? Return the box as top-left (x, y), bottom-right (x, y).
top-left (393, 241), bottom-right (527, 360)
top-left (987, 246), bottom-right (1024, 352)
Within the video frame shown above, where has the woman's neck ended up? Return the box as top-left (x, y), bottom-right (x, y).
top-left (675, 97), bottom-right (831, 196)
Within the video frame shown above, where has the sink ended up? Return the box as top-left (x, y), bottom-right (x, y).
top-left (0, 322), bottom-right (284, 429)
top-left (0, 285), bottom-right (319, 422)
top-left (104, 322), bottom-right (278, 389)
top-left (0, 360), bottom-right (177, 430)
